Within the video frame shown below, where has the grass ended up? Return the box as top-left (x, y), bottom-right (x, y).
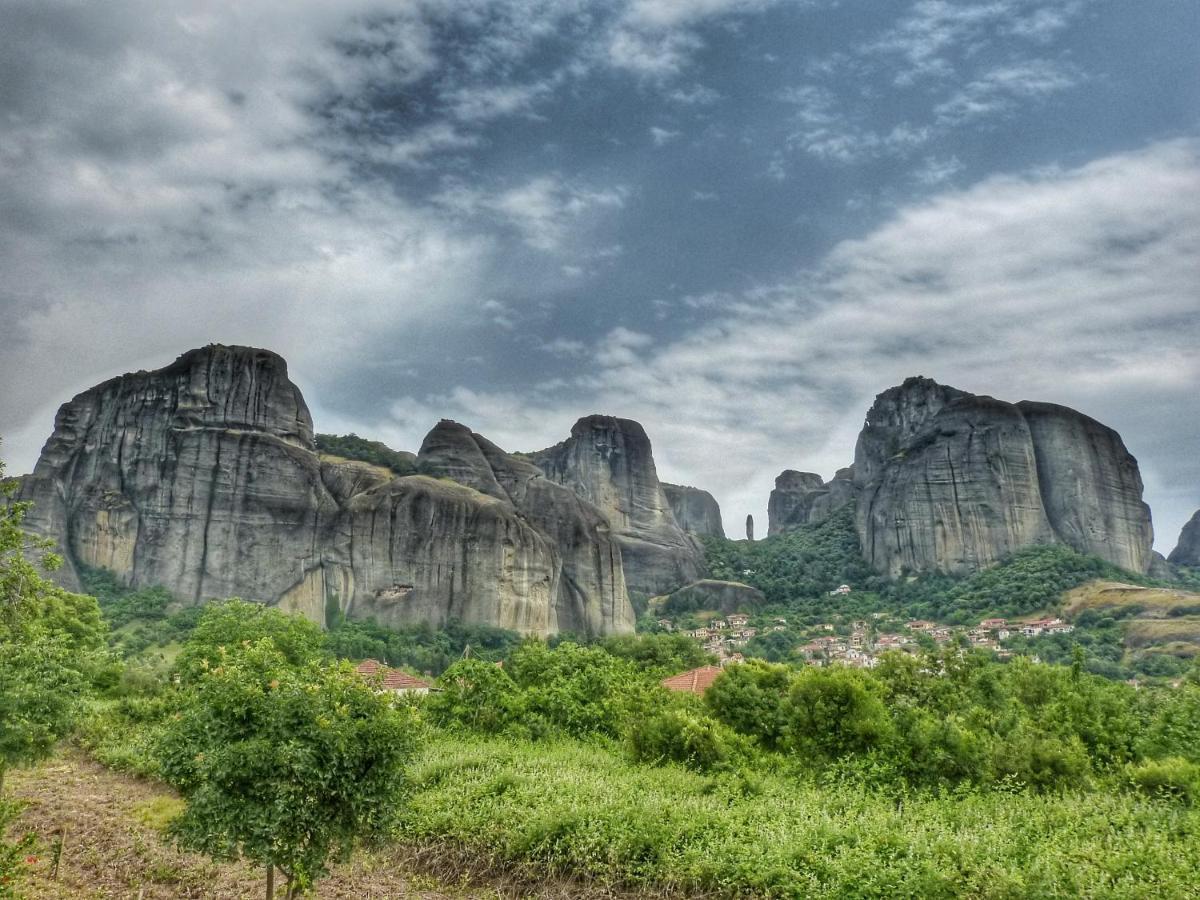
top-left (1063, 581), bottom-right (1200, 617)
top-left (401, 734), bottom-right (1200, 899)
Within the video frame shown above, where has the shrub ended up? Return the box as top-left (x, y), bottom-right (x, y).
top-left (785, 666), bottom-right (892, 762)
top-left (627, 704), bottom-right (744, 772)
top-left (704, 659), bottom-right (792, 749)
top-left (1128, 757), bottom-right (1200, 804)
top-left (427, 658), bottom-right (523, 734)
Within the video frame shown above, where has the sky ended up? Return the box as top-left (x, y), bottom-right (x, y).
top-left (1, 0), bottom-right (1198, 552)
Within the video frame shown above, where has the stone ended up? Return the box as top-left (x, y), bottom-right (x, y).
top-left (660, 579), bottom-right (765, 615)
top-left (1169, 509), bottom-right (1200, 567)
top-left (14, 345), bottom-right (634, 637)
top-left (530, 416), bottom-right (704, 596)
top-left (1016, 401), bottom-right (1154, 574)
top-left (745, 514), bottom-right (754, 542)
top-left (853, 376), bottom-right (1154, 576)
top-left (662, 483), bottom-right (724, 537)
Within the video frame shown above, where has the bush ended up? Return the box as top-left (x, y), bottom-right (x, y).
top-left (627, 704), bottom-right (744, 772)
top-left (785, 666), bottom-right (892, 762)
top-left (427, 659), bottom-right (523, 734)
top-left (704, 660), bottom-right (792, 749)
top-left (1128, 757), bottom-right (1200, 804)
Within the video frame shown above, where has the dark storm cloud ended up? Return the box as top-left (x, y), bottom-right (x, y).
top-left (1, 0), bottom-right (1197, 548)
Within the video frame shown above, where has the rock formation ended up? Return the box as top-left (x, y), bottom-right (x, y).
top-left (660, 579), bottom-right (765, 615)
top-left (745, 515), bottom-right (754, 542)
top-left (852, 377), bottom-right (1154, 577)
top-left (662, 483), bottom-right (724, 538)
top-left (1016, 401), bottom-right (1154, 574)
top-left (766, 468), bottom-right (856, 535)
top-left (14, 345), bottom-right (635, 637)
top-left (1169, 510), bottom-right (1200, 566)
top-left (530, 416), bottom-right (704, 596)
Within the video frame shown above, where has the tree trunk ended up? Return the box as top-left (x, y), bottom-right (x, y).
top-left (266, 864), bottom-right (275, 900)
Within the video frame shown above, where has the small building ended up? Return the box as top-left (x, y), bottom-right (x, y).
top-left (354, 659), bottom-right (431, 695)
top-left (726, 613), bottom-right (751, 628)
top-left (829, 584), bottom-right (852, 596)
top-left (661, 665), bottom-right (725, 695)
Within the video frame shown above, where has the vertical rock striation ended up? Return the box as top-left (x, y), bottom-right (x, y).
top-left (530, 416), bottom-right (705, 596)
top-left (1016, 401), bottom-right (1154, 574)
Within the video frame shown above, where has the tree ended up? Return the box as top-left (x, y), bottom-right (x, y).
top-left (173, 599), bottom-right (325, 684)
top-left (704, 660), bottom-right (793, 749)
top-left (0, 455), bottom-right (105, 792)
top-left (785, 666), bottom-right (892, 761)
top-left (427, 658), bottom-right (523, 733)
top-left (157, 639), bottom-right (415, 899)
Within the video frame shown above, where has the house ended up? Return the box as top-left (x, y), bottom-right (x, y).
top-left (829, 584), bottom-right (852, 596)
top-left (906, 620), bottom-right (936, 631)
top-left (711, 619), bottom-right (729, 630)
top-left (354, 659), bottom-right (431, 695)
top-left (727, 613), bottom-right (751, 627)
top-left (771, 625), bottom-right (787, 632)
top-left (818, 623), bottom-right (835, 632)
top-left (661, 665), bottom-right (725, 695)
top-left (656, 618), bottom-right (674, 630)
top-left (980, 618), bottom-right (1008, 629)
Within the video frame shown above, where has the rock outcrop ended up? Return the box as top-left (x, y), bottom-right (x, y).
top-left (662, 483), bottom-right (724, 538)
top-left (659, 579), bottom-right (765, 615)
top-left (766, 468), bottom-right (856, 536)
top-left (853, 377), bottom-right (1154, 577)
top-left (1169, 510), bottom-right (1200, 566)
top-left (14, 345), bottom-right (635, 637)
top-left (530, 416), bottom-right (704, 596)
top-left (1016, 401), bottom-right (1154, 574)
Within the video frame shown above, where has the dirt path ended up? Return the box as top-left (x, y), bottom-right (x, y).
top-left (5, 753), bottom-right (630, 899)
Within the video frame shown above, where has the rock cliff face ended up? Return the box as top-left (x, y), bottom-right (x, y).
top-left (530, 416), bottom-right (704, 596)
top-left (1170, 510), bottom-right (1200, 566)
top-left (15, 346), bottom-right (634, 636)
top-left (766, 468), bottom-right (856, 535)
top-left (852, 377), bottom-right (1154, 576)
top-left (1016, 401), bottom-right (1153, 574)
top-left (662, 483), bottom-right (724, 538)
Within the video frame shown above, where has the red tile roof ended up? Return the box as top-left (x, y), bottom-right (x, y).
top-left (661, 665), bottom-right (725, 695)
top-left (354, 658), bottom-right (430, 692)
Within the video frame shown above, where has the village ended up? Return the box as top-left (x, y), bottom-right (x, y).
top-left (656, 585), bottom-right (1075, 669)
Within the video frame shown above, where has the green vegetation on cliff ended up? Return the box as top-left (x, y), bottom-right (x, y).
top-left (314, 432), bottom-right (417, 475)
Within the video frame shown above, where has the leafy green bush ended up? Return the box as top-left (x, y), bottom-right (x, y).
top-left (627, 703), bottom-right (746, 772)
top-left (704, 659), bottom-right (792, 749)
top-left (427, 658), bottom-right (523, 734)
top-left (786, 666), bottom-right (893, 761)
top-left (1127, 757), bottom-right (1200, 804)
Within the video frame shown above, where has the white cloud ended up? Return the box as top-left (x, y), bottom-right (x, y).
top-left (434, 175), bottom-right (628, 251)
top-left (356, 140), bottom-right (1200, 551)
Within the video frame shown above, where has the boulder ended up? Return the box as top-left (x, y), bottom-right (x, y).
top-left (660, 579), bottom-right (765, 615)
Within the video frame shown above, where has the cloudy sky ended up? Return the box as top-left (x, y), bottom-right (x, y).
top-left (2, 0), bottom-right (1198, 550)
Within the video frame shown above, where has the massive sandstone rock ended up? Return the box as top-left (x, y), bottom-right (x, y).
top-left (659, 579), bottom-right (765, 615)
top-left (530, 416), bottom-right (704, 596)
top-left (766, 468), bottom-right (856, 535)
top-left (662, 483), bottom-right (724, 538)
top-left (1169, 510), bottom-right (1200, 567)
top-left (14, 345), bottom-right (634, 637)
top-left (852, 377), bottom-right (1154, 577)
